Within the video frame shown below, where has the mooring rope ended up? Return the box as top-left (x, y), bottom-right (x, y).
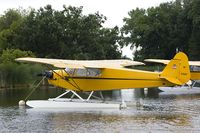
top-left (24, 76), bottom-right (46, 101)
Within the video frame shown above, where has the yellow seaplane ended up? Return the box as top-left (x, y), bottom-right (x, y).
top-left (16, 52), bottom-right (192, 109)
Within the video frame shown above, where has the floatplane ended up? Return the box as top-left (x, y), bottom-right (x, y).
top-left (16, 52), bottom-right (191, 109)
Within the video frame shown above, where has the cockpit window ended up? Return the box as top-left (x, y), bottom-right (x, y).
top-left (65, 68), bottom-right (101, 77)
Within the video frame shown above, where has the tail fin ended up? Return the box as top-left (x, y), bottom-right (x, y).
top-left (160, 52), bottom-right (190, 85)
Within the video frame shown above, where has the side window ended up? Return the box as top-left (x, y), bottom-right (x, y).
top-left (64, 68), bottom-right (101, 77)
top-left (86, 68), bottom-right (101, 77)
top-left (65, 68), bottom-right (75, 75)
top-left (75, 69), bottom-right (87, 76)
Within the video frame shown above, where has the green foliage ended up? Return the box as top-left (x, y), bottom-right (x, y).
top-left (0, 48), bottom-right (34, 63)
top-left (0, 49), bottom-right (42, 88)
top-left (0, 63), bottom-right (43, 87)
top-left (11, 5), bottom-right (121, 59)
top-left (0, 9), bottom-right (24, 51)
top-left (0, 9), bottom-right (22, 31)
top-left (0, 6), bottom-right (121, 60)
top-left (121, 0), bottom-right (199, 60)
top-left (188, 0), bottom-right (200, 60)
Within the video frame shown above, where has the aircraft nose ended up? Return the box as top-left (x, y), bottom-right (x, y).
top-left (45, 71), bottom-right (53, 79)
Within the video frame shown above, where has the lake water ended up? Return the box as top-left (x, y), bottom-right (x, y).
top-left (1, 87), bottom-right (200, 132)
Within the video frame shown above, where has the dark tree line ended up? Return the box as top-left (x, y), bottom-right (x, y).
top-left (0, 5), bottom-right (121, 60)
top-left (121, 0), bottom-right (200, 60)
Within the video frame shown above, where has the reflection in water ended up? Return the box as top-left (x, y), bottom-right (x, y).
top-left (0, 87), bottom-right (65, 106)
top-left (0, 87), bottom-right (200, 132)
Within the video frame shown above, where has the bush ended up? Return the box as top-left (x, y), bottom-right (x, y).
top-left (0, 48), bottom-right (44, 88)
top-left (0, 63), bottom-right (44, 88)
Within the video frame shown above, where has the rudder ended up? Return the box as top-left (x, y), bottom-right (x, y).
top-left (160, 52), bottom-right (190, 85)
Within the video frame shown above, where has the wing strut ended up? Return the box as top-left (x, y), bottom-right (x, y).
top-left (24, 76), bottom-right (46, 101)
top-left (50, 90), bottom-right (100, 102)
top-left (64, 69), bottom-right (82, 91)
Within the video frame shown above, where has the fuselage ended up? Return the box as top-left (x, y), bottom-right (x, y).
top-left (191, 71), bottom-right (200, 80)
top-left (48, 68), bottom-right (174, 91)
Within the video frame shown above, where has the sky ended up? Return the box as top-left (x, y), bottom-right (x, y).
top-left (0, 0), bottom-right (173, 58)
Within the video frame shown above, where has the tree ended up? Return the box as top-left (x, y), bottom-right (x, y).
top-left (13, 5), bottom-right (121, 59)
top-left (188, 0), bottom-right (200, 60)
top-left (0, 49), bottom-right (38, 88)
top-left (121, 0), bottom-right (194, 60)
top-left (0, 48), bottom-right (34, 63)
top-left (0, 9), bottom-right (24, 52)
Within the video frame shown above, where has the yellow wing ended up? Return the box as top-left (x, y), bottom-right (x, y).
top-left (15, 57), bottom-right (144, 69)
top-left (144, 59), bottom-right (200, 66)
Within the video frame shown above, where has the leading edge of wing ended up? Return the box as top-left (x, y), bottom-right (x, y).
top-left (15, 57), bottom-right (144, 69)
top-left (15, 57), bottom-right (85, 68)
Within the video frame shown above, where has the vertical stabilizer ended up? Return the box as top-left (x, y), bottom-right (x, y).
top-left (160, 52), bottom-right (190, 85)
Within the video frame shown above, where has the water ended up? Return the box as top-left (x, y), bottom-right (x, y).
top-left (1, 87), bottom-right (200, 132)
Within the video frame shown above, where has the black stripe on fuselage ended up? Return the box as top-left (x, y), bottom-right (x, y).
top-left (64, 76), bottom-right (160, 81)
